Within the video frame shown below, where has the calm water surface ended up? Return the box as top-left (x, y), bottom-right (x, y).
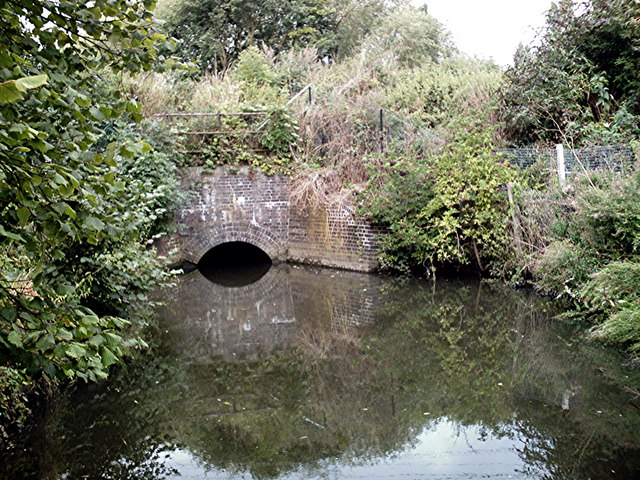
top-left (4, 264), bottom-right (640, 479)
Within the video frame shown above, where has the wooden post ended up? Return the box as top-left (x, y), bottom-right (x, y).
top-left (379, 109), bottom-right (384, 154)
top-left (507, 182), bottom-right (522, 254)
top-left (556, 143), bottom-right (566, 186)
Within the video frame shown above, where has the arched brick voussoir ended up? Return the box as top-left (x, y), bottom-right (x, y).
top-left (182, 223), bottom-right (286, 264)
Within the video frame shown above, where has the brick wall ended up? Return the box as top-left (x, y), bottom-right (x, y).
top-left (160, 166), bottom-right (381, 272)
top-left (288, 204), bottom-right (381, 272)
top-left (169, 166), bottom-right (290, 264)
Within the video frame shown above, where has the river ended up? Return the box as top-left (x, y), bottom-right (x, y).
top-left (4, 263), bottom-right (640, 479)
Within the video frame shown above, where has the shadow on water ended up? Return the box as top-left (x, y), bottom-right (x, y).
top-left (197, 241), bottom-right (272, 287)
top-left (3, 265), bottom-right (640, 479)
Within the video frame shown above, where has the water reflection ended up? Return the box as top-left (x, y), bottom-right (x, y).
top-left (4, 266), bottom-right (640, 480)
top-left (165, 265), bottom-right (381, 363)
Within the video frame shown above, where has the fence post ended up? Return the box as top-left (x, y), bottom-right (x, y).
top-left (556, 143), bottom-right (566, 186)
top-left (379, 109), bottom-right (384, 154)
top-left (506, 182), bottom-right (522, 255)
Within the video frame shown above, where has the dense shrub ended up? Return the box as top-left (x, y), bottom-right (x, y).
top-left (362, 120), bottom-right (518, 274)
top-left (0, 123), bottom-right (178, 384)
top-left (530, 161), bottom-right (640, 354)
top-left (533, 241), bottom-right (599, 303)
top-left (583, 262), bottom-right (640, 353)
top-left (0, 367), bottom-right (30, 441)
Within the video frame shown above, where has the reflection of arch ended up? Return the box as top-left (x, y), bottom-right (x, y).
top-left (182, 223), bottom-right (286, 264)
top-left (172, 264), bottom-right (295, 362)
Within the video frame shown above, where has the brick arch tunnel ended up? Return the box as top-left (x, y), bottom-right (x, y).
top-left (158, 166), bottom-right (381, 273)
top-left (182, 223), bottom-right (286, 266)
top-left (180, 224), bottom-right (286, 287)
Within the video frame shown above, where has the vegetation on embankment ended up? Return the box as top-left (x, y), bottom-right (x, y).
top-left (137, 0), bottom-right (640, 360)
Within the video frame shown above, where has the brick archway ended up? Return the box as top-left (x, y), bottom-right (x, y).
top-left (157, 166), bottom-right (380, 272)
top-left (182, 222), bottom-right (286, 264)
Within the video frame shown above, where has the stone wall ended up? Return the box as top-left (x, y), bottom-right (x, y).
top-left (161, 166), bottom-right (381, 272)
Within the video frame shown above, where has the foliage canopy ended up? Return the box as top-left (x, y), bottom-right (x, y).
top-left (160, 0), bottom-right (339, 72)
top-left (501, 0), bottom-right (640, 145)
top-left (0, 0), bottom-right (174, 391)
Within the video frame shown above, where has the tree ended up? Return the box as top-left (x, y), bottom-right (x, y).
top-left (325, 0), bottom-right (395, 59)
top-left (359, 6), bottom-right (454, 67)
top-left (501, 0), bottom-right (640, 145)
top-left (159, 0), bottom-right (339, 72)
top-left (0, 0), bottom-right (172, 388)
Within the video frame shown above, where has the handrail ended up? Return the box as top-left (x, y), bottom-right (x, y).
top-left (151, 84), bottom-right (313, 140)
top-left (255, 84), bottom-right (313, 132)
top-left (286, 83), bottom-right (312, 106)
top-left (152, 112), bottom-right (268, 118)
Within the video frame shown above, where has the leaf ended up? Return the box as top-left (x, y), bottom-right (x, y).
top-left (0, 82), bottom-right (24, 104)
top-left (0, 224), bottom-right (24, 242)
top-left (56, 328), bottom-right (74, 341)
top-left (15, 75), bottom-right (49, 92)
top-left (65, 343), bottom-right (87, 359)
top-left (0, 75), bottom-right (48, 104)
top-left (16, 206), bottom-right (31, 225)
top-left (89, 107), bottom-right (106, 121)
top-left (88, 334), bottom-right (106, 346)
top-left (83, 216), bottom-right (105, 231)
top-left (0, 307), bottom-right (17, 321)
top-left (7, 331), bottom-right (23, 348)
top-left (56, 284), bottom-right (75, 297)
top-left (100, 347), bottom-right (118, 367)
top-left (36, 334), bottom-right (55, 351)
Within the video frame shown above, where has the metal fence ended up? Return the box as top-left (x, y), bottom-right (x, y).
top-left (497, 144), bottom-right (637, 182)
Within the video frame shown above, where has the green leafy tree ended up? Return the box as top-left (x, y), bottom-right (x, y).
top-left (159, 0), bottom-right (339, 72)
top-left (0, 0), bottom-right (172, 390)
top-left (501, 0), bottom-right (640, 145)
top-left (325, 0), bottom-right (398, 59)
top-left (360, 6), bottom-right (454, 67)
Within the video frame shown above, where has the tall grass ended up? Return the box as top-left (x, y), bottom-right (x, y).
top-left (125, 49), bottom-right (504, 208)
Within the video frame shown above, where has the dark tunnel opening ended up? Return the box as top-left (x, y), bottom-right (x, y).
top-left (197, 241), bottom-right (272, 287)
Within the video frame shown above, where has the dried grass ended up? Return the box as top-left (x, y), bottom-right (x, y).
top-left (295, 320), bottom-right (363, 360)
top-left (289, 166), bottom-right (357, 212)
top-left (190, 75), bottom-right (242, 112)
top-left (510, 188), bottom-right (559, 275)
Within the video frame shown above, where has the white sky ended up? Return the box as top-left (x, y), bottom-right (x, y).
top-left (416, 0), bottom-right (555, 66)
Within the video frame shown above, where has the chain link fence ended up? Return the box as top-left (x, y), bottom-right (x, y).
top-left (497, 144), bottom-right (637, 179)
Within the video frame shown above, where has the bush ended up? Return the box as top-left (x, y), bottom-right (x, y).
top-left (568, 172), bottom-right (640, 257)
top-left (0, 367), bottom-right (30, 442)
top-left (583, 262), bottom-right (640, 353)
top-left (533, 241), bottom-right (599, 304)
top-left (526, 159), bottom-right (640, 356)
top-left (362, 119), bottom-right (518, 274)
top-left (590, 306), bottom-right (640, 354)
top-left (0, 121), bottom-right (178, 385)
